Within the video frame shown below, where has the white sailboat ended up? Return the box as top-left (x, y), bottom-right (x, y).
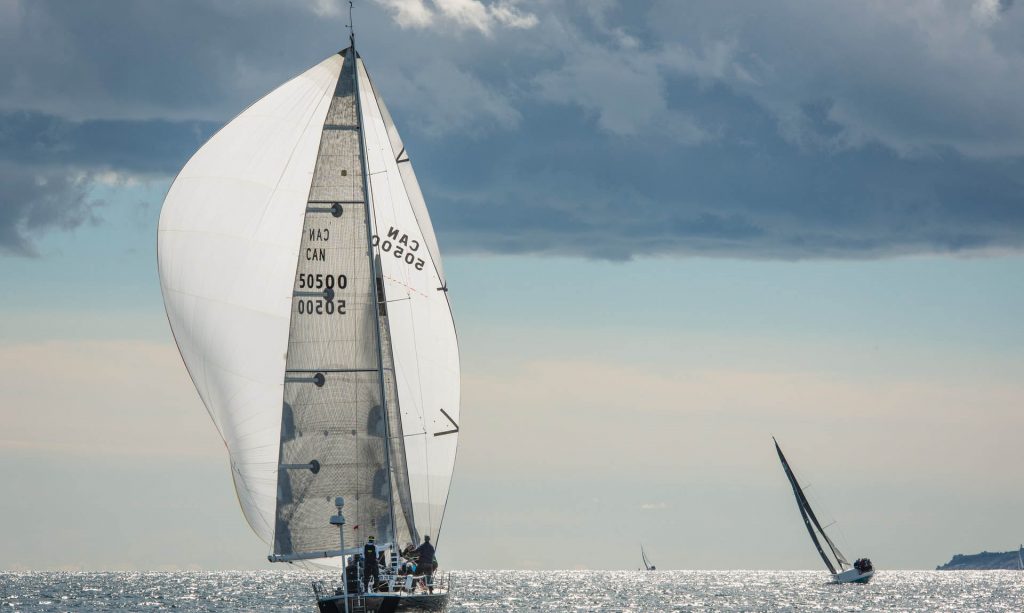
top-left (158, 10), bottom-right (460, 612)
top-left (773, 439), bottom-right (873, 584)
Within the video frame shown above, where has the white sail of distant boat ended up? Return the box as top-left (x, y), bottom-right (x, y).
top-left (773, 438), bottom-right (874, 584)
top-left (158, 15), bottom-right (459, 612)
top-left (641, 545), bottom-right (656, 571)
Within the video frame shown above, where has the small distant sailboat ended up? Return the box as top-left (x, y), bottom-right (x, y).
top-left (773, 438), bottom-right (874, 584)
top-left (641, 545), bottom-right (656, 571)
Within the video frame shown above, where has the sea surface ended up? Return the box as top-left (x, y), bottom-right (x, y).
top-left (2, 570), bottom-right (1023, 611)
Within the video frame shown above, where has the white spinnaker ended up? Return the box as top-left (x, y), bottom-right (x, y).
top-left (158, 55), bottom-right (343, 544)
top-left (358, 59), bottom-right (461, 545)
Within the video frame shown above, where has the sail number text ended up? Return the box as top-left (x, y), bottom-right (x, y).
top-left (297, 298), bottom-right (346, 315)
top-left (297, 227), bottom-right (347, 316)
top-left (297, 273), bottom-right (348, 290)
top-left (372, 227), bottom-right (425, 271)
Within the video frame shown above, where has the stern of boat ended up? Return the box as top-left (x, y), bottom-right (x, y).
top-left (313, 573), bottom-right (452, 612)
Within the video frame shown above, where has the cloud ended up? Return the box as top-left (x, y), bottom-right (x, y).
top-left (972, 0), bottom-right (1015, 25)
top-left (387, 60), bottom-right (521, 135)
top-left (376, 0), bottom-right (434, 28)
top-left (374, 0), bottom-right (537, 34)
top-left (640, 503), bottom-right (669, 510)
top-left (0, 111), bottom-right (215, 255)
top-left (0, 162), bottom-right (100, 256)
top-left (4, 0), bottom-right (1024, 260)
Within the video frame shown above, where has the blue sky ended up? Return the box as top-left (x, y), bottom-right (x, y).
top-left (1, 0), bottom-right (1023, 571)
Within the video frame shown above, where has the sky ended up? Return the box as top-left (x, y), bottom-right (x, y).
top-left (0, 0), bottom-right (1022, 571)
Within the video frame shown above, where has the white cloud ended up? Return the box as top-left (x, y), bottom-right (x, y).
top-left (971, 0), bottom-right (1013, 25)
top-left (309, 0), bottom-right (344, 17)
top-left (640, 502), bottom-right (669, 510)
top-left (376, 0), bottom-right (434, 28)
top-left (374, 0), bottom-right (536, 34)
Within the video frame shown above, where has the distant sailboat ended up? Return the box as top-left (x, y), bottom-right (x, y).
top-left (773, 438), bottom-right (874, 584)
top-left (641, 545), bottom-right (656, 571)
top-left (158, 6), bottom-right (460, 611)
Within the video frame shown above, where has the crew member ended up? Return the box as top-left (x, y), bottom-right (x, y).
top-left (363, 536), bottom-right (380, 592)
top-left (414, 535), bottom-right (436, 593)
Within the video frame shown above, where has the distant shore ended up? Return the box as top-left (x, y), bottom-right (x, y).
top-left (936, 550), bottom-right (1022, 570)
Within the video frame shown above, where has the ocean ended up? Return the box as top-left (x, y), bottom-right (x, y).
top-left (2, 570), bottom-right (1023, 611)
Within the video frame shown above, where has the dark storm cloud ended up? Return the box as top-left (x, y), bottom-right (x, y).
top-left (0, 161), bottom-right (98, 256)
top-left (0, 111), bottom-right (217, 174)
top-left (416, 94), bottom-right (1024, 260)
top-left (2, 0), bottom-right (1024, 259)
top-left (0, 111), bottom-right (216, 254)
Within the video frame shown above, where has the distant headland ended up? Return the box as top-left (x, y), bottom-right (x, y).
top-left (936, 549), bottom-right (1023, 570)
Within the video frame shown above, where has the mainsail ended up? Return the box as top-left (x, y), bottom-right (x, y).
top-left (773, 438), bottom-right (849, 574)
top-left (158, 45), bottom-right (460, 564)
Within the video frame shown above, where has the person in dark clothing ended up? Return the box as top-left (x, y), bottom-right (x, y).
top-left (345, 556), bottom-right (359, 594)
top-left (363, 537), bottom-right (379, 592)
top-left (414, 535), bottom-right (436, 593)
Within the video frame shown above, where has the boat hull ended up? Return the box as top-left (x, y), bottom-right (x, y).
top-left (317, 592), bottom-right (449, 612)
top-left (832, 568), bottom-right (874, 584)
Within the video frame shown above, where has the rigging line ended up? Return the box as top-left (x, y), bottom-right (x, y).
top-left (383, 273), bottom-right (429, 298)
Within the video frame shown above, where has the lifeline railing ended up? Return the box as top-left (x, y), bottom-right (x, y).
top-left (312, 571), bottom-right (452, 601)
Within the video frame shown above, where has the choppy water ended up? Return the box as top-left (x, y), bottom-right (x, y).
top-left (2, 570), bottom-right (1023, 611)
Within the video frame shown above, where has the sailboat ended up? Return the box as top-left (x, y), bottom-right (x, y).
top-left (641, 545), bottom-right (656, 571)
top-left (158, 9), bottom-right (460, 612)
top-left (773, 438), bottom-right (873, 584)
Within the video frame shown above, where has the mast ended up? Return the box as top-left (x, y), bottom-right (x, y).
top-left (350, 3), bottom-right (400, 549)
top-left (774, 438), bottom-right (839, 574)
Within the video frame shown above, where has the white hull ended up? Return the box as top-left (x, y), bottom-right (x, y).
top-left (832, 568), bottom-right (874, 584)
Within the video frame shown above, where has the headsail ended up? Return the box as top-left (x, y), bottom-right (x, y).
top-left (774, 438), bottom-right (849, 574)
top-left (158, 46), bottom-right (459, 564)
top-left (358, 57), bottom-right (460, 545)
